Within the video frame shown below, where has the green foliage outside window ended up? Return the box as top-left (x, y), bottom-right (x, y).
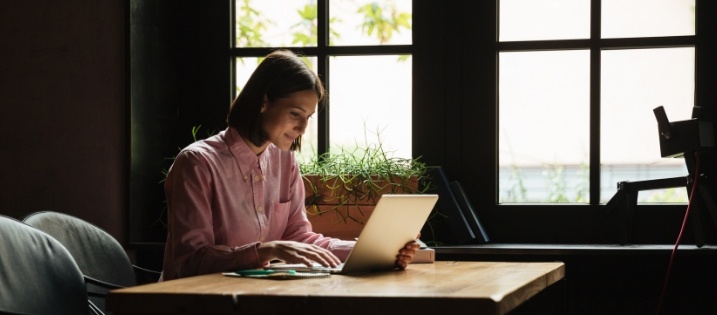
top-left (357, 2), bottom-right (412, 44)
top-left (235, 0), bottom-right (270, 47)
top-left (235, 0), bottom-right (412, 48)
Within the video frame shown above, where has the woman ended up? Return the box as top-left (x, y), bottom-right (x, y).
top-left (161, 50), bottom-right (419, 280)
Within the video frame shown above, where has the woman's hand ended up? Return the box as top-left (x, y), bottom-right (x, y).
top-left (257, 241), bottom-right (341, 268)
top-left (395, 240), bottom-right (422, 269)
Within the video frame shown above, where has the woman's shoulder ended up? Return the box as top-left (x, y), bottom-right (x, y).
top-left (182, 130), bottom-right (227, 153)
top-left (172, 131), bottom-right (229, 165)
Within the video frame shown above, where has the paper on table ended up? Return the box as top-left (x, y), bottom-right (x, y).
top-left (223, 270), bottom-right (330, 280)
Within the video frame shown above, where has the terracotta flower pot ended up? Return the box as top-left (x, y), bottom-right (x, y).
top-left (305, 205), bottom-right (375, 240)
top-left (302, 174), bottom-right (419, 240)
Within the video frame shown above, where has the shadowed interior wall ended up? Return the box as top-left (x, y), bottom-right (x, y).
top-left (0, 1), bottom-right (127, 244)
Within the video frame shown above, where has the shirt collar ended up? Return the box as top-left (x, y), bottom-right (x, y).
top-left (224, 127), bottom-right (268, 178)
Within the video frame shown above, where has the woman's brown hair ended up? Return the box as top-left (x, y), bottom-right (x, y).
top-left (227, 50), bottom-right (325, 151)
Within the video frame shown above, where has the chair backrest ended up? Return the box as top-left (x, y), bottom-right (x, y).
top-left (23, 211), bottom-right (137, 312)
top-left (0, 215), bottom-right (90, 315)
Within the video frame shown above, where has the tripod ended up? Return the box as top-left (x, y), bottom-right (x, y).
top-left (605, 106), bottom-right (717, 247)
top-left (605, 153), bottom-right (717, 247)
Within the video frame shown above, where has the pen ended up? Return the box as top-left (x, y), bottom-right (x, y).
top-left (234, 269), bottom-right (296, 276)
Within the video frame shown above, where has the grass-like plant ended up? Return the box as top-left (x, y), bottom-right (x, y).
top-left (300, 140), bottom-right (430, 225)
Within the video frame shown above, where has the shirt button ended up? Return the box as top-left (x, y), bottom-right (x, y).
top-left (257, 206), bottom-right (263, 212)
top-left (254, 175), bottom-right (260, 181)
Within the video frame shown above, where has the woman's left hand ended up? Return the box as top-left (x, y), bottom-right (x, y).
top-left (395, 240), bottom-right (421, 269)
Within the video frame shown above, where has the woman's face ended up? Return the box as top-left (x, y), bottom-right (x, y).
top-left (260, 90), bottom-right (318, 151)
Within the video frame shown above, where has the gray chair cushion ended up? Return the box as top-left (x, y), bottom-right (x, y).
top-left (23, 211), bottom-right (137, 313)
top-left (0, 215), bottom-right (89, 315)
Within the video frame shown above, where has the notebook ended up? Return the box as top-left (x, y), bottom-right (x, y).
top-left (268, 194), bottom-right (439, 274)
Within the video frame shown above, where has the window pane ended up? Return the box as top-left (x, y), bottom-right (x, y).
top-left (602, 0), bottom-right (695, 39)
top-left (330, 0), bottom-right (412, 46)
top-left (499, 50), bottom-right (590, 203)
top-left (499, 0), bottom-right (590, 41)
top-left (600, 48), bottom-right (694, 203)
top-left (328, 55), bottom-right (412, 158)
top-left (235, 56), bottom-right (319, 162)
top-left (234, 0), bottom-right (317, 47)
top-left (234, 57), bottom-right (262, 96)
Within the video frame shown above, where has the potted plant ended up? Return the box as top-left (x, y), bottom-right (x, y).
top-left (299, 141), bottom-right (430, 240)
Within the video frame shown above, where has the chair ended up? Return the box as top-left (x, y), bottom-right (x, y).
top-left (0, 214), bottom-right (98, 315)
top-left (23, 211), bottom-right (161, 314)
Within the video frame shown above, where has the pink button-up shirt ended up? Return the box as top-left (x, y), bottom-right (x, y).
top-left (161, 127), bottom-right (353, 280)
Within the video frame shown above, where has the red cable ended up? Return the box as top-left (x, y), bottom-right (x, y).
top-left (655, 152), bottom-right (700, 315)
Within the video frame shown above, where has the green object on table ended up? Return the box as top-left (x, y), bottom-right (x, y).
top-left (234, 269), bottom-right (296, 276)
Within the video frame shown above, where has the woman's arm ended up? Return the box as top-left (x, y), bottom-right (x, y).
top-left (278, 150), bottom-right (355, 261)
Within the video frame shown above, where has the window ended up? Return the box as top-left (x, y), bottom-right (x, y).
top-left (498, 0), bottom-right (695, 204)
top-left (230, 0), bottom-right (413, 162)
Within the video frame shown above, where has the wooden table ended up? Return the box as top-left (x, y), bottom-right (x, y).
top-left (107, 261), bottom-right (565, 315)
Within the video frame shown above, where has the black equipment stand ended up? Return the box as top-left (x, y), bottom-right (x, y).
top-left (605, 106), bottom-right (717, 247)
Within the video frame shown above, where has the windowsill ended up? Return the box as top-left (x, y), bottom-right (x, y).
top-left (434, 243), bottom-right (717, 257)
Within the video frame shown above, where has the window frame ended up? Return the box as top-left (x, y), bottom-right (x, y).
top-left (498, 1), bottom-right (696, 205)
top-left (228, 0), bottom-right (414, 156)
top-left (412, 0), bottom-right (717, 244)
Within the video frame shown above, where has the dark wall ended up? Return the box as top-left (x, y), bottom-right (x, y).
top-left (128, 0), bottom-right (230, 245)
top-left (0, 1), bottom-right (127, 243)
top-left (0, 1), bottom-right (228, 256)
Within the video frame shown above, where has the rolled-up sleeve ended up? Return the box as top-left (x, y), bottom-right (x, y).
top-left (279, 151), bottom-right (354, 261)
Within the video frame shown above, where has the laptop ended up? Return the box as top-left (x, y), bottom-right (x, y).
top-left (268, 194), bottom-right (439, 274)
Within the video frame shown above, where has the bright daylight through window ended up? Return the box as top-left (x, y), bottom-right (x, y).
top-left (498, 0), bottom-right (695, 204)
top-left (232, 0), bottom-right (413, 163)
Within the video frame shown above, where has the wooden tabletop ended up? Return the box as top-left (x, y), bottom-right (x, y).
top-left (107, 261), bottom-right (565, 315)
